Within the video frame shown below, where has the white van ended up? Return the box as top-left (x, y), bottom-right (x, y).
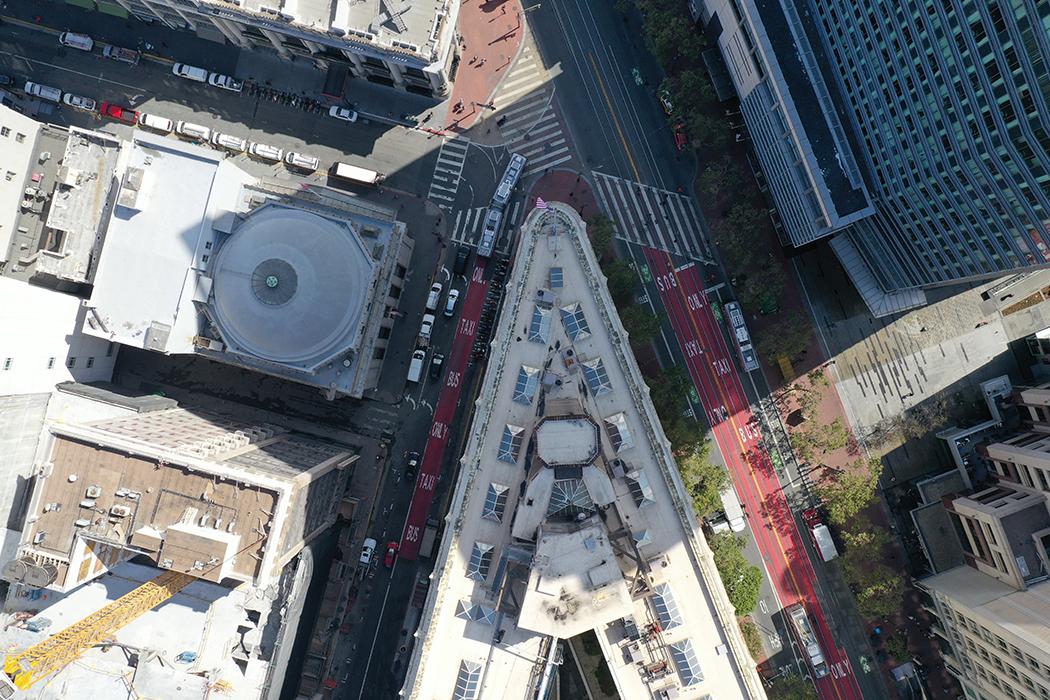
top-left (172, 63), bottom-right (208, 83)
top-left (211, 132), bottom-right (247, 152)
top-left (419, 314), bottom-right (436, 343)
top-left (407, 349), bottom-right (426, 384)
top-left (175, 121), bottom-right (211, 141)
top-left (24, 82), bottom-right (62, 103)
top-left (248, 142), bottom-right (283, 162)
top-left (720, 485), bottom-right (746, 532)
top-left (139, 113), bottom-right (174, 133)
top-left (284, 152), bottom-right (320, 171)
top-left (59, 32), bottom-right (94, 52)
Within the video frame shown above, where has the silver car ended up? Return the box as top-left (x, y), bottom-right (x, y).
top-left (62, 93), bottom-right (97, 112)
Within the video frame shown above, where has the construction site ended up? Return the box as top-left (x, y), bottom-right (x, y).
top-left (0, 386), bottom-right (359, 699)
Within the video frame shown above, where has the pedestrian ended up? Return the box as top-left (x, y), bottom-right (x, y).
top-left (480, 58), bottom-right (487, 66)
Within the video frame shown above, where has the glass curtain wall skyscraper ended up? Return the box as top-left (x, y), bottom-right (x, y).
top-left (704, 0), bottom-right (1050, 316)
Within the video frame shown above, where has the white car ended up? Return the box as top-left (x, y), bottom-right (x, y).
top-left (419, 314), bottom-right (435, 342)
top-left (248, 142), bottom-right (283, 162)
top-left (284, 152), bottom-right (320, 171)
top-left (139, 113), bottom-right (174, 133)
top-left (62, 93), bottom-right (96, 112)
top-left (359, 537), bottom-right (377, 565)
top-left (444, 288), bottom-right (460, 317)
top-left (207, 72), bottom-right (243, 93)
top-left (211, 132), bottom-right (247, 152)
top-left (328, 105), bottom-right (359, 123)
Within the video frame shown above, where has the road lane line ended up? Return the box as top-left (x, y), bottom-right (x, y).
top-left (586, 52), bottom-right (640, 181)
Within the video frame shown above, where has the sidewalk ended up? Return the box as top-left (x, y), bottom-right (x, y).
top-left (447, 0), bottom-right (525, 131)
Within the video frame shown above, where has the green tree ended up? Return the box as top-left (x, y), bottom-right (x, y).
top-left (885, 631), bottom-right (911, 662)
top-left (699, 155), bottom-right (744, 197)
top-left (647, 365), bottom-right (705, 455)
top-left (768, 673), bottom-right (818, 700)
top-left (642, 11), bottom-right (705, 69)
top-left (669, 69), bottom-right (716, 116)
top-left (737, 264), bottom-right (786, 313)
top-left (816, 458), bottom-right (883, 526)
top-left (756, 315), bottom-right (811, 363)
top-left (620, 305), bottom-right (662, 343)
top-left (815, 419), bottom-right (851, 454)
top-left (588, 213), bottom-right (616, 261)
top-left (678, 442), bottom-right (728, 517)
top-left (603, 259), bottom-right (639, 308)
top-left (710, 533), bottom-right (763, 615)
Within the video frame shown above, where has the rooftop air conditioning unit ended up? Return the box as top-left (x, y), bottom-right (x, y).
top-left (85, 485), bottom-right (102, 499)
top-left (110, 505), bottom-right (132, 518)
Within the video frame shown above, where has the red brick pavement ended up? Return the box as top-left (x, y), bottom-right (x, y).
top-left (448, 0), bottom-right (525, 131)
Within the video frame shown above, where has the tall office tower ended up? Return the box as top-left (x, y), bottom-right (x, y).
top-left (703, 1), bottom-right (1050, 315)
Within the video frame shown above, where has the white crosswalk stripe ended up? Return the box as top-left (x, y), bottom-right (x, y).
top-left (427, 135), bottom-right (471, 210)
top-left (450, 200), bottom-right (523, 255)
top-left (492, 45), bottom-right (575, 177)
top-left (591, 171), bottom-right (713, 261)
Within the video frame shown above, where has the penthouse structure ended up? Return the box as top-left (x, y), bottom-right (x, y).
top-left (403, 203), bottom-right (762, 699)
top-left (701, 0), bottom-right (1050, 316)
top-left (108, 0), bottom-right (459, 96)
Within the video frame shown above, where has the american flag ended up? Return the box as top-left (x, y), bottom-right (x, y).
top-left (535, 197), bottom-right (548, 210)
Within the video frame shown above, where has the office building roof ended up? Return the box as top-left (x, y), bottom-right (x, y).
top-left (404, 203), bottom-right (760, 700)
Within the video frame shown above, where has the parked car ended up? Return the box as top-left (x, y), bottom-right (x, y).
top-left (58, 32), bottom-right (93, 52)
top-left (405, 451), bottom-right (420, 481)
top-left (172, 63), bottom-right (208, 83)
top-left (102, 45), bottom-right (140, 65)
top-left (359, 537), bottom-right (377, 565)
top-left (284, 152), bottom-right (320, 171)
top-left (425, 283), bottom-right (443, 312)
top-left (175, 120), bottom-right (211, 140)
top-left (62, 93), bottom-right (96, 112)
top-left (328, 105), bottom-right (359, 123)
top-left (208, 72), bottom-right (243, 92)
top-left (100, 101), bottom-right (138, 125)
top-left (248, 142), bottom-right (283, 162)
top-left (0, 74), bottom-right (14, 88)
top-left (419, 314), bottom-right (435, 342)
top-left (673, 123), bottom-right (688, 151)
top-left (430, 353), bottom-right (444, 379)
top-left (23, 82), bottom-right (62, 103)
top-left (444, 288), bottom-right (460, 317)
top-left (407, 349), bottom-right (426, 384)
top-left (658, 89), bottom-right (674, 115)
top-left (383, 541), bottom-right (399, 568)
top-left (139, 113), bottom-right (174, 133)
top-left (211, 132), bottom-right (247, 152)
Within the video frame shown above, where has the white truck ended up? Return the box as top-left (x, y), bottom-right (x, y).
top-left (802, 507), bottom-right (838, 562)
top-left (418, 518), bottom-right (439, 559)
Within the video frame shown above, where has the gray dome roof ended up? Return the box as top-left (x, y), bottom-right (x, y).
top-left (208, 205), bottom-right (374, 366)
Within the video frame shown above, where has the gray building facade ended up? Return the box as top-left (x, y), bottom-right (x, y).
top-left (703, 0), bottom-right (1050, 316)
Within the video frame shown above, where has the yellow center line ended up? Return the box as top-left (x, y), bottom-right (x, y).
top-left (665, 253), bottom-right (848, 700)
top-left (586, 53), bottom-right (641, 182)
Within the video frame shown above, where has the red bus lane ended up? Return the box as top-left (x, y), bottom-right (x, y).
top-left (398, 262), bottom-right (489, 560)
top-left (642, 248), bottom-right (861, 700)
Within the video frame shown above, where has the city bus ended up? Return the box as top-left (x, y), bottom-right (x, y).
top-left (330, 162), bottom-right (385, 186)
top-left (786, 604), bottom-right (830, 679)
top-left (724, 300), bottom-right (760, 372)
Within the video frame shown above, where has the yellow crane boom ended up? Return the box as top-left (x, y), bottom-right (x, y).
top-left (3, 570), bottom-right (196, 690)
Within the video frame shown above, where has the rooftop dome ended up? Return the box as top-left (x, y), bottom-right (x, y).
top-left (208, 205), bottom-right (375, 367)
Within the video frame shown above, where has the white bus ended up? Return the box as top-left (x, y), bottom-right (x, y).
top-left (786, 604), bottom-right (830, 679)
top-left (724, 301), bottom-right (760, 372)
top-left (330, 162), bottom-right (385, 186)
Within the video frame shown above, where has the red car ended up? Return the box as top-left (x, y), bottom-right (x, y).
top-left (383, 541), bottom-right (398, 568)
top-left (673, 123), bottom-right (688, 151)
top-left (100, 101), bottom-right (138, 125)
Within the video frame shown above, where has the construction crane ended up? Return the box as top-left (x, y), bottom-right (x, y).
top-left (2, 570), bottom-right (196, 691)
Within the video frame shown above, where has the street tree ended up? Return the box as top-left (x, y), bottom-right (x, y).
top-left (603, 259), bottom-right (639, 308)
top-left (756, 315), bottom-right (811, 363)
top-left (767, 673), bottom-right (818, 700)
top-left (686, 111), bottom-right (730, 149)
top-left (588, 213), bottom-right (616, 261)
top-left (710, 533), bottom-right (763, 615)
top-left (699, 155), bottom-right (743, 197)
top-left (816, 458), bottom-right (883, 526)
top-left (620, 305), bottom-right (662, 343)
top-left (677, 442), bottom-right (728, 517)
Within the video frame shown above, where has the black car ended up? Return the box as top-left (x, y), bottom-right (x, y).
top-left (0, 75), bottom-right (14, 88)
top-left (405, 451), bottom-right (420, 481)
top-left (453, 246), bottom-right (470, 276)
top-left (430, 353), bottom-right (445, 379)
